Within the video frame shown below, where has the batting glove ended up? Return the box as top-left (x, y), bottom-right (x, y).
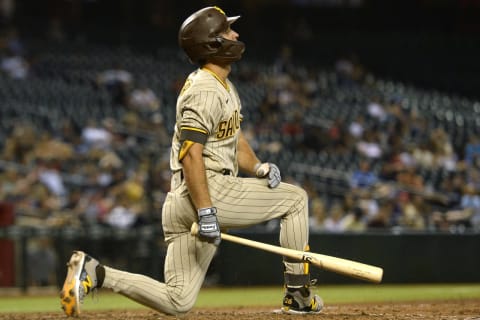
top-left (255, 162), bottom-right (281, 188)
top-left (197, 207), bottom-right (221, 246)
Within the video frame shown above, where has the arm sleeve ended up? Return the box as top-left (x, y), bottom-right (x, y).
top-left (180, 90), bottom-right (222, 135)
top-left (178, 90), bottom-right (221, 161)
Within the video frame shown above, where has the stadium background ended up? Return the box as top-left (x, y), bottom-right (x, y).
top-left (1, 0), bottom-right (480, 290)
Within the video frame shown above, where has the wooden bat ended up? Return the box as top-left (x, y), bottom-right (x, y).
top-left (191, 223), bottom-right (383, 283)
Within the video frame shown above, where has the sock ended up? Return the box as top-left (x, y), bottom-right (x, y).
top-left (287, 286), bottom-right (310, 297)
top-left (96, 265), bottom-right (105, 288)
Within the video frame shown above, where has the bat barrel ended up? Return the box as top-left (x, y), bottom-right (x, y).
top-left (305, 253), bottom-right (383, 283)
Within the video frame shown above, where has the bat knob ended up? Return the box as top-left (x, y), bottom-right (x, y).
top-left (190, 222), bottom-right (199, 236)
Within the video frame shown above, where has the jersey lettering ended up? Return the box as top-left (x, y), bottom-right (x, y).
top-left (216, 110), bottom-right (240, 139)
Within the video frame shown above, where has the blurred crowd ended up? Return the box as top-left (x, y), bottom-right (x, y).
top-left (1, 28), bottom-right (480, 242)
top-left (0, 27), bottom-right (172, 233)
top-left (244, 47), bottom-right (480, 234)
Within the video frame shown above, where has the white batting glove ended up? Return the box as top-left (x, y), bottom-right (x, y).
top-left (255, 162), bottom-right (281, 188)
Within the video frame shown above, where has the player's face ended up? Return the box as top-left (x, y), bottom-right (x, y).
top-left (221, 27), bottom-right (239, 41)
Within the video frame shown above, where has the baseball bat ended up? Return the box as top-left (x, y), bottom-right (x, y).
top-left (191, 223), bottom-right (383, 283)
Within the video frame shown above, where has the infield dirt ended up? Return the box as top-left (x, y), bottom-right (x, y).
top-left (1, 299), bottom-right (479, 320)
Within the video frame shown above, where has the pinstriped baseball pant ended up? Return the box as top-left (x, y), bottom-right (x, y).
top-left (102, 172), bottom-right (309, 315)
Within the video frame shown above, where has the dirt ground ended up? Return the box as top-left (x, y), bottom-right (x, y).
top-left (1, 299), bottom-right (479, 320)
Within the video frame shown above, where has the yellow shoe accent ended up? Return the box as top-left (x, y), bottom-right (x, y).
top-left (82, 275), bottom-right (93, 294)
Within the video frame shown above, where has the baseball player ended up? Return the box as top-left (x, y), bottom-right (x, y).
top-left (60, 6), bottom-right (322, 316)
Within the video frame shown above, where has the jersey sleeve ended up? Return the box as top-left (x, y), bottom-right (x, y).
top-left (180, 90), bottom-right (222, 136)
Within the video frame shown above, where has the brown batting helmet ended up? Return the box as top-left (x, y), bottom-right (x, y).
top-left (178, 6), bottom-right (245, 65)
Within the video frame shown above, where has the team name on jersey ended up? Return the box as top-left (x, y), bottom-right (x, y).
top-left (216, 110), bottom-right (240, 139)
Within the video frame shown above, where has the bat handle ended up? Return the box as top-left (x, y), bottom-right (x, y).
top-left (191, 222), bottom-right (200, 236)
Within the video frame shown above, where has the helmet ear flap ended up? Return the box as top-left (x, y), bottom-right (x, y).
top-left (202, 40), bottom-right (221, 55)
top-left (209, 37), bottom-right (223, 49)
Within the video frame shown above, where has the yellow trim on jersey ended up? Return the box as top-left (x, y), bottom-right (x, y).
top-left (179, 140), bottom-right (195, 162)
top-left (179, 79), bottom-right (192, 96)
top-left (202, 67), bottom-right (229, 91)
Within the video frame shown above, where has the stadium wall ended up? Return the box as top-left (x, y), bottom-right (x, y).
top-left (217, 231), bottom-right (480, 285)
top-left (1, 227), bottom-right (479, 288)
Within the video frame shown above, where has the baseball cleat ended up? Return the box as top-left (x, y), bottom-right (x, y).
top-left (281, 288), bottom-right (323, 315)
top-left (60, 251), bottom-right (99, 316)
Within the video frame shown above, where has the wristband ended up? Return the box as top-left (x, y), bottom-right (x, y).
top-left (198, 207), bottom-right (217, 217)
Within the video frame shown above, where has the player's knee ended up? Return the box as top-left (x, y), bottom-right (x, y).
top-left (170, 296), bottom-right (196, 315)
top-left (292, 185), bottom-right (308, 203)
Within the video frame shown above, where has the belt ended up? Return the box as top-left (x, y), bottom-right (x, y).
top-left (177, 169), bottom-right (232, 180)
top-left (221, 169), bottom-right (232, 176)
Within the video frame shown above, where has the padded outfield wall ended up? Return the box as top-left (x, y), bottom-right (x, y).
top-left (216, 231), bottom-right (480, 285)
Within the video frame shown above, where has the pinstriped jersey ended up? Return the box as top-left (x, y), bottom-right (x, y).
top-left (170, 68), bottom-right (243, 175)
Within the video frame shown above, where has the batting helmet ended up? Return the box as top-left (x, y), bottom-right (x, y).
top-left (178, 6), bottom-right (245, 65)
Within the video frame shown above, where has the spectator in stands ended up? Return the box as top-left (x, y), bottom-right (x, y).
top-left (356, 188), bottom-right (380, 223)
top-left (104, 200), bottom-right (138, 229)
top-left (96, 63), bottom-right (133, 105)
top-left (437, 172), bottom-right (465, 209)
top-left (350, 159), bottom-right (379, 191)
top-left (323, 202), bottom-right (346, 233)
top-left (2, 122), bottom-right (37, 164)
top-left (309, 197), bottom-right (327, 232)
top-left (80, 118), bottom-right (113, 152)
top-left (327, 117), bottom-right (347, 152)
top-left (459, 183), bottom-right (480, 229)
top-left (397, 193), bottom-right (427, 230)
top-left (127, 81), bottom-right (161, 114)
top-left (367, 96), bottom-right (387, 123)
top-left (356, 129), bottom-right (383, 159)
top-left (258, 91), bottom-right (281, 120)
top-left (0, 167), bottom-right (20, 201)
top-left (395, 165), bottom-right (425, 192)
top-left (334, 53), bottom-right (364, 87)
top-left (36, 160), bottom-right (67, 198)
top-left (75, 189), bottom-right (113, 226)
top-left (0, 47), bottom-right (29, 79)
top-left (380, 148), bottom-right (411, 181)
top-left (367, 199), bottom-right (393, 229)
top-left (348, 114), bottom-right (366, 141)
top-left (412, 141), bottom-right (435, 169)
top-left (341, 206), bottom-right (367, 232)
top-left (103, 175), bottom-right (147, 229)
top-left (465, 167), bottom-right (480, 191)
top-left (281, 111), bottom-right (304, 149)
top-left (464, 135), bottom-right (480, 168)
top-left (430, 127), bottom-right (457, 171)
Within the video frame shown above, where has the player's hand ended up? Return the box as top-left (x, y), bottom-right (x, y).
top-left (255, 162), bottom-right (281, 188)
top-left (197, 207), bottom-right (221, 246)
